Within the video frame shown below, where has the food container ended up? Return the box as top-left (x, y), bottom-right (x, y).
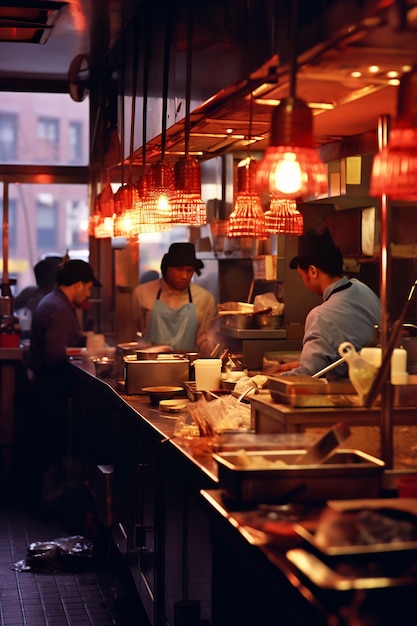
top-left (267, 375), bottom-right (356, 407)
top-left (92, 357), bottom-right (115, 379)
top-left (222, 313), bottom-right (254, 330)
top-left (142, 385), bottom-right (184, 406)
top-left (124, 355), bottom-right (189, 394)
top-left (136, 345), bottom-right (173, 359)
top-left (213, 449), bottom-right (385, 504)
top-left (255, 313), bottom-right (284, 329)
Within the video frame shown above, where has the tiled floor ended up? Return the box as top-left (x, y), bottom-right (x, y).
top-left (0, 497), bottom-right (150, 626)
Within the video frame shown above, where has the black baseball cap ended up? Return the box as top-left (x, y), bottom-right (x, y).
top-left (289, 229), bottom-right (341, 269)
top-left (56, 259), bottom-right (102, 287)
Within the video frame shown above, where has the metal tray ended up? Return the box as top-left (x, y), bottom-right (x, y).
top-left (295, 520), bottom-right (417, 559)
top-left (267, 375), bottom-right (357, 407)
top-left (213, 449), bottom-right (385, 505)
top-left (286, 548), bottom-right (417, 590)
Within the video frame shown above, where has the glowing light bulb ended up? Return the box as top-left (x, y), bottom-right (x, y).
top-left (157, 193), bottom-right (171, 213)
top-left (274, 153), bottom-right (302, 195)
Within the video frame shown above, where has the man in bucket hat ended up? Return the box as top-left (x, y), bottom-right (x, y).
top-left (132, 242), bottom-right (216, 355)
top-left (273, 229), bottom-right (381, 378)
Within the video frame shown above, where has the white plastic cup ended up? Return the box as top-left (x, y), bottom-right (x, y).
top-left (360, 347), bottom-right (382, 368)
top-left (193, 358), bottom-right (222, 391)
top-left (86, 333), bottom-right (106, 355)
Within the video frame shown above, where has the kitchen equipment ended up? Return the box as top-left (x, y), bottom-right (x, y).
top-left (267, 375), bottom-right (355, 407)
top-left (194, 358), bottom-right (222, 390)
top-left (294, 422), bottom-right (351, 464)
top-left (213, 449), bottom-right (385, 504)
top-left (366, 279), bottom-right (417, 407)
top-left (255, 312), bottom-right (284, 329)
top-left (86, 333), bottom-right (105, 355)
top-left (221, 312), bottom-right (255, 329)
top-left (92, 356), bottom-right (115, 379)
top-left (312, 356), bottom-right (345, 378)
top-left (338, 341), bottom-right (378, 400)
top-left (123, 354), bottom-right (189, 394)
top-left (142, 385), bottom-right (184, 406)
top-left (136, 345), bottom-right (173, 359)
top-left (117, 342), bottom-right (142, 357)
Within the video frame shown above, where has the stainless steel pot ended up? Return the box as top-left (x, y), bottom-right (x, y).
top-left (223, 313), bottom-right (254, 329)
top-left (255, 313), bottom-right (284, 329)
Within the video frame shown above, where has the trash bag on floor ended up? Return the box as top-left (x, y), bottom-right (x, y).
top-left (13, 535), bottom-right (94, 573)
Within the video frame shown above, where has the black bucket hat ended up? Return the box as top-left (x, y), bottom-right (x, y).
top-left (161, 243), bottom-right (204, 276)
top-left (289, 229), bottom-right (341, 269)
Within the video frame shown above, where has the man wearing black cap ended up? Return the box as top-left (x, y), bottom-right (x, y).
top-left (132, 242), bottom-right (216, 355)
top-left (274, 229), bottom-right (381, 378)
top-left (25, 259), bottom-right (101, 517)
top-left (29, 259), bottom-right (101, 374)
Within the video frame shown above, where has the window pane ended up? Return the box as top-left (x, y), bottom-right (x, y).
top-left (69, 121), bottom-right (83, 163)
top-left (0, 112), bottom-right (17, 161)
top-left (0, 93), bottom-right (88, 166)
top-left (0, 182), bottom-right (89, 296)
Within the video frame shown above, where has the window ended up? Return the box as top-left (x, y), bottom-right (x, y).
top-left (36, 195), bottom-right (58, 249)
top-left (66, 199), bottom-right (89, 249)
top-left (69, 121), bottom-right (83, 163)
top-left (37, 117), bottom-right (59, 162)
top-left (0, 113), bottom-right (17, 161)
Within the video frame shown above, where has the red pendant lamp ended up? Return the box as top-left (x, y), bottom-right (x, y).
top-left (370, 69), bottom-right (417, 200)
top-left (256, 0), bottom-right (327, 201)
top-left (265, 196), bottom-right (303, 235)
top-left (93, 174), bottom-right (115, 238)
top-left (228, 156), bottom-right (268, 239)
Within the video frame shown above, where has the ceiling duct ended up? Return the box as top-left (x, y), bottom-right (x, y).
top-left (0, 1), bottom-right (67, 44)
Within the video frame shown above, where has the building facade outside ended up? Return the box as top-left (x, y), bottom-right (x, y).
top-left (0, 92), bottom-right (89, 294)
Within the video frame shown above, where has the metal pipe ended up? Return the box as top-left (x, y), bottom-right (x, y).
top-left (2, 180), bottom-right (11, 298)
top-left (378, 114), bottom-right (393, 467)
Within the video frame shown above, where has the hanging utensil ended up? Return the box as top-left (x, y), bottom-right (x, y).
top-left (312, 356), bottom-right (346, 378)
top-left (293, 422), bottom-right (351, 465)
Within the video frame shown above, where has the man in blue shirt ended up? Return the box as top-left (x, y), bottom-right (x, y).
top-left (275, 229), bottom-right (381, 378)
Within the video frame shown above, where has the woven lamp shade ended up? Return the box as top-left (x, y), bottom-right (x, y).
top-left (90, 182), bottom-right (115, 239)
top-left (265, 197), bottom-right (303, 235)
top-left (139, 160), bottom-right (174, 232)
top-left (113, 183), bottom-right (140, 237)
top-left (171, 156), bottom-right (207, 225)
top-left (228, 158), bottom-right (267, 239)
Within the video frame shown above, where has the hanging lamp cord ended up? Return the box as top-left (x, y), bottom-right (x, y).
top-left (128, 18), bottom-right (140, 184)
top-left (289, 0), bottom-right (299, 98)
top-left (184, 0), bottom-right (194, 158)
top-left (161, 7), bottom-right (173, 160)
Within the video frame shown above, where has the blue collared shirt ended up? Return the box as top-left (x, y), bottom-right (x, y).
top-left (283, 277), bottom-right (381, 378)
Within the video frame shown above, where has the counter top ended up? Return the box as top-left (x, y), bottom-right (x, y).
top-left (69, 355), bottom-right (417, 626)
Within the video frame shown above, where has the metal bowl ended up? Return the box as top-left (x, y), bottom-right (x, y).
top-left (142, 385), bottom-right (184, 406)
top-left (92, 357), bottom-right (115, 379)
